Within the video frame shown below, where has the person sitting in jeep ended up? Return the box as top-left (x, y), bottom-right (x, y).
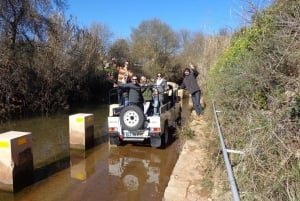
top-left (114, 75), bottom-right (144, 111)
top-left (152, 73), bottom-right (168, 115)
top-left (140, 76), bottom-right (153, 115)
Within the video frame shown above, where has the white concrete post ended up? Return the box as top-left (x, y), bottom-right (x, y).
top-left (69, 113), bottom-right (94, 150)
top-left (0, 131), bottom-right (33, 192)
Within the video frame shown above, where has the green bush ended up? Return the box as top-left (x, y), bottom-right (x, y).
top-left (207, 1), bottom-right (300, 199)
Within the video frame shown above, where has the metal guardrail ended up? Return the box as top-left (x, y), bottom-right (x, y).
top-left (212, 101), bottom-right (241, 201)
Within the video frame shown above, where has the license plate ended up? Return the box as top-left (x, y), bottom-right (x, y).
top-left (123, 130), bottom-right (143, 137)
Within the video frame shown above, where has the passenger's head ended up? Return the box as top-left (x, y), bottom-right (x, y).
top-left (140, 76), bottom-right (147, 83)
top-left (184, 68), bottom-right (190, 76)
top-left (131, 75), bottom-right (138, 83)
top-left (157, 73), bottom-right (162, 79)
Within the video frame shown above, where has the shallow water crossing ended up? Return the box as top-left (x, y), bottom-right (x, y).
top-left (0, 104), bottom-right (185, 201)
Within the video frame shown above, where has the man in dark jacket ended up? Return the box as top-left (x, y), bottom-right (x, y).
top-left (114, 75), bottom-right (144, 111)
top-left (180, 63), bottom-right (203, 116)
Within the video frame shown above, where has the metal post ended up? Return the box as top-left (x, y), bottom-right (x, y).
top-left (212, 101), bottom-right (241, 201)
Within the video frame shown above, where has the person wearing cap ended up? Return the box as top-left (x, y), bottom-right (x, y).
top-left (179, 63), bottom-right (203, 116)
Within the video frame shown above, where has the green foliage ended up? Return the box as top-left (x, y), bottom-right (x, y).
top-left (130, 19), bottom-right (179, 78)
top-left (177, 124), bottom-right (195, 140)
top-left (253, 90), bottom-right (268, 109)
top-left (210, 23), bottom-right (265, 77)
top-left (207, 1), bottom-right (300, 199)
top-left (109, 39), bottom-right (131, 65)
top-left (290, 95), bottom-right (300, 125)
top-left (0, 4), bottom-right (113, 121)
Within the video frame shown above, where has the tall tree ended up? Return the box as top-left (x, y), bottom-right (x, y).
top-left (109, 38), bottom-right (130, 65)
top-left (0, 0), bottom-right (66, 57)
top-left (130, 19), bottom-right (179, 77)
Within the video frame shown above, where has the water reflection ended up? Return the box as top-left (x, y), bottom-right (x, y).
top-left (109, 147), bottom-right (160, 191)
top-left (107, 144), bottom-right (178, 201)
top-left (0, 142), bottom-right (179, 201)
top-left (70, 150), bottom-right (95, 181)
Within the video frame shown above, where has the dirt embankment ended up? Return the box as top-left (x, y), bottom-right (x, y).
top-left (163, 113), bottom-right (229, 201)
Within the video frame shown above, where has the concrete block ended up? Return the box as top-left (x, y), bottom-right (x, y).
top-left (0, 131), bottom-right (33, 192)
top-left (69, 113), bottom-right (94, 150)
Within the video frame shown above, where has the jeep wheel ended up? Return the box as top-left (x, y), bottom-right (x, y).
top-left (120, 105), bottom-right (145, 131)
top-left (162, 123), bottom-right (169, 147)
top-left (150, 137), bottom-right (161, 148)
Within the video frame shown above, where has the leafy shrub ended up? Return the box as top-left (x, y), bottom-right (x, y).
top-left (207, 1), bottom-right (300, 199)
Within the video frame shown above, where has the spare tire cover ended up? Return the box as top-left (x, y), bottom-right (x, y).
top-left (120, 105), bottom-right (145, 131)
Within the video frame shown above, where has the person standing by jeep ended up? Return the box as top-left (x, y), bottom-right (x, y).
top-left (180, 63), bottom-right (203, 116)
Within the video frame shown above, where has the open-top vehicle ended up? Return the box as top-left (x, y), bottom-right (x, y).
top-left (107, 82), bottom-right (182, 148)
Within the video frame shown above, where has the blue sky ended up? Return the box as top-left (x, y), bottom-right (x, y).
top-left (65, 0), bottom-right (270, 40)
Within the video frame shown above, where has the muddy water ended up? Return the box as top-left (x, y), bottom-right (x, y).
top-left (0, 99), bottom-right (190, 201)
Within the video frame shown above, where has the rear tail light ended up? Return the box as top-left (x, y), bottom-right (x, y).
top-left (108, 127), bottom-right (118, 132)
top-left (150, 127), bottom-right (160, 132)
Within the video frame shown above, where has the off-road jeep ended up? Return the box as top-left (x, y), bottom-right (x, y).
top-left (107, 82), bottom-right (182, 148)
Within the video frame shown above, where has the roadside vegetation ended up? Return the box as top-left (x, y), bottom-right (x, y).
top-left (0, 0), bottom-right (220, 121)
top-left (0, 0), bottom-right (299, 200)
top-left (207, 0), bottom-right (300, 200)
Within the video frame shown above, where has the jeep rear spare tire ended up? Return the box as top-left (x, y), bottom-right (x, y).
top-left (120, 105), bottom-right (144, 131)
